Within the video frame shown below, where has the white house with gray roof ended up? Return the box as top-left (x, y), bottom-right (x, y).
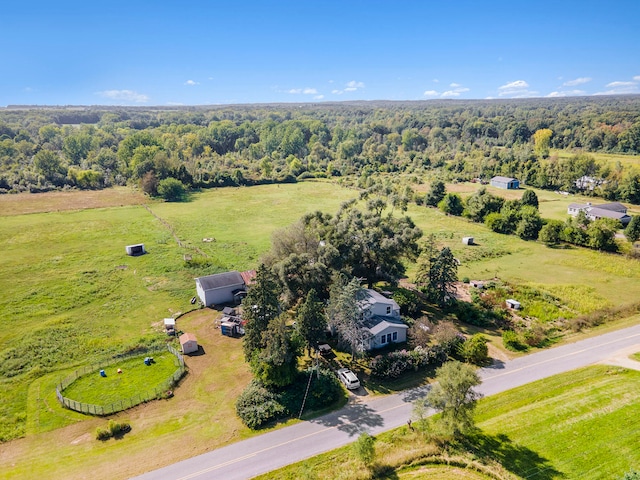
top-left (567, 202), bottom-right (631, 225)
top-left (358, 289), bottom-right (408, 350)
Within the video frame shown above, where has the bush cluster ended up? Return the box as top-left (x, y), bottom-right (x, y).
top-left (236, 369), bottom-right (342, 429)
top-left (369, 345), bottom-right (448, 379)
top-left (95, 420), bottom-right (131, 441)
top-left (502, 330), bottom-right (528, 351)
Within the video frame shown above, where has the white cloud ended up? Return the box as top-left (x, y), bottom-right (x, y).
top-left (288, 88), bottom-right (319, 95)
top-left (97, 89), bottom-right (149, 103)
top-left (606, 81), bottom-right (636, 87)
top-left (441, 87), bottom-right (470, 98)
top-left (424, 84), bottom-right (469, 98)
top-left (634, 75), bottom-right (640, 82)
top-left (563, 77), bottom-right (591, 87)
top-left (166, 102), bottom-right (185, 106)
top-left (332, 80), bottom-right (365, 95)
top-left (497, 80), bottom-right (537, 98)
top-left (314, 95), bottom-right (324, 100)
top-left (546, 89), bottom-right (586, 98)
top-left (433, 78), bottom-right (439, 83)
top-left (184, 80), bottom-right (199, 86)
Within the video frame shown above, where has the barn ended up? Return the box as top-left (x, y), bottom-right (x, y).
top-left (490, 176), bottom-right (520, 189)
top-left (195, 271), bottom-right (246, 307)
top-left (179, 332), bottom-right (198, 354)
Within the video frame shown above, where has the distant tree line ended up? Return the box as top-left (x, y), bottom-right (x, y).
top-left (0, 97), bottom-right (639, 203)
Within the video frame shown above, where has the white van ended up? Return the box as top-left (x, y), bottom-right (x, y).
top-left (337, 368), bottom-right (360, 390)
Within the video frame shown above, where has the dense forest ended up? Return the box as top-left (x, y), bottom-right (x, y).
top-left (1, 96), bottom-right (639, 203)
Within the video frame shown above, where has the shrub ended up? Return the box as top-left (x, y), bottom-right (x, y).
top-left (96, 420), bottom-right (131, 440)
top-left (502, 330), bottom-right (528, 351)
top-left (157, 177), bottom-right (186, 201)
top-left (96, 427), bottom-right (111, 441)
top-left (369, 346), bottom-right (447, 379)
top-left (392, 288), bottom-right (424, 317)
top-left (354, 432), bottom-right (376, 465)
top-left (458, 334), bottom-right (489, 365)
top-left (235, 380), bottom-right (287, 429)
top-left (236, 370), bottom-right (342, 429)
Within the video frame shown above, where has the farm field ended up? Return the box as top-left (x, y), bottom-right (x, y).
top-left (1, 181), bottom-right (640, 479)
top-left (256, 365), bottom-right (640, 479)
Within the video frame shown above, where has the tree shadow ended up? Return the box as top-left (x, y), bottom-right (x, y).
top-left (400, 384), bottom-right (431, 403)
top-left (311, 402), bottom-right (384, 437)
top-left (462, 432), bottom-right (564, 479)
top-left (484, 358), bottom-right (506, 370)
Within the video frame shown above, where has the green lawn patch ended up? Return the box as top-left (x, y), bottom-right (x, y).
top-left (474, 365), bottom-right (640, 479)
top-left (61, 352), bottom-right (180, 407)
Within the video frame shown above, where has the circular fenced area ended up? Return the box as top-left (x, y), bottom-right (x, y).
top-left (56, 345), bottom-right (186, 416)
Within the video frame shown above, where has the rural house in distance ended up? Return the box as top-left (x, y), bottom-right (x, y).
top-left (490, 176), bottom-right (520, 189)
top-left (567, 202), bottom-right (631, 225)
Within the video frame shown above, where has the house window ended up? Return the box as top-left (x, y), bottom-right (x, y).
top-left (386, 306), bottom-right (391, 315)
top-left (392, 332), bottom-right (397, 341)
top-left (381, 335), bottom-right (387, 344)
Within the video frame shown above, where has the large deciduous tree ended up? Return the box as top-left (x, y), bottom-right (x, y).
top-left (414, 360), bottom-right (482, 437)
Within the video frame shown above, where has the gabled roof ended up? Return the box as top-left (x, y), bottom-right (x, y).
top-left (595, 202), bottom-right (627, 213)
top-left (362, 315), bottom-right (408, 336)
top-left (491, 176), bottom-right (518, 182)
top-left (196, 271), bottom-right (244, 291)
top-left (589, 208), bottom-right (630, 221)
top-left (357, 289), bottom-right (398, 310)
top-left (179, 332), bottom-right (197, 344)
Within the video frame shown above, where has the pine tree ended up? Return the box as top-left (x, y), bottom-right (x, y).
top-left (242, 264), bottom-right (281, 363)
top-left (296, 289), bottom-right (327, 355)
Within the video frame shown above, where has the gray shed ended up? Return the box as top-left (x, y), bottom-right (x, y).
top-left (195, 271), bottom-right (246, 307)
top-left (506, 299), bottom-right (521, 310)
top-left (462, 236), bottom-right (474, 245)
top-left (125, 244), bottom-right (146, 256)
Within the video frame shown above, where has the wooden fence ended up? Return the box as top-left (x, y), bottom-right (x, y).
top-left (56, 344), bottom-right (185, 416)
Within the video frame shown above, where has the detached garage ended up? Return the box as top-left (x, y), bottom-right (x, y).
top-left (195, 271), bottom-right (246, 307)
top-left (490, 176), bottom-right (520, 190)
top-left (179, 333), bottom-right (198, 354)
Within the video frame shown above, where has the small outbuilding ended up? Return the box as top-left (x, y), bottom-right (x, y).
top-left (164, 318), bottom-right (176, 334)
top-left (125, 244), bottom-right (146, 256)
top-left (506, 299), bottom-right (521, 310)
top-left (490, 176), bottom-right (520, 190)
top-left (179, 332), bottom-right (199, 354)
top-left (462, 236), bottom-right (474, 245)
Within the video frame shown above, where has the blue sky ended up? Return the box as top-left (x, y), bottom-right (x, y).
top-left (2, 1), bottom-right (639, 106)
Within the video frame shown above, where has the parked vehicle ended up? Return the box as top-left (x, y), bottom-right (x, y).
top-left (337, 368), bottom-right (360, 390)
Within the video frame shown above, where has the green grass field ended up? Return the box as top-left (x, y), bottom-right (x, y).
top-left (1, 180), bottom-right (640, 479)
top-left (61, 352), bottom-right (180, 406)
top-left (256, 365), bottom-right (640, 479)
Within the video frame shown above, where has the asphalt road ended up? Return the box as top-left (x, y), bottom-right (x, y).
top-left (132, 323), bottom-right (640, 480)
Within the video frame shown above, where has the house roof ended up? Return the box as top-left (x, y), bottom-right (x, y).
top-left (594, 202), bottom-right (627, 213)
top-left (491, 176), bottom-right (518, 182)
top-left (589, 208), bottom-right (630, 221)
top-left (196, 271), bottom-right (244, 291)
top-left (358, 289), bottom-right (398, 310)
top-left (164, 318), bottom-right (176, 326)
top-left (179, 332), bottom-right (197, 344)
top-left (240, 270), bottom-right (257, 286)
top-left (362, 315), bottom-right (408, 336)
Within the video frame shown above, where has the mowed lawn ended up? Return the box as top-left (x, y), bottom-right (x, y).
top-left (61, 352), bottom-right (180, 406)
top-left (474, 365), bottom-right (640, 479)
top-left (256, 365), bottom-right (640, 480)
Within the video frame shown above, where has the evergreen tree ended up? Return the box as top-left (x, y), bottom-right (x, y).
top-left (296, 289), bottom-right (327, 355)
top-left (521, 189), bottom-right (539, 208)
top-left (252, 315), bottom-right (300, 387)
top-left (625, 216), bottom-right (640, 242)
top-left (438, 193), bottom-right (464, 216)
top-left (242, 264), bottom-right (281, 362)
top-left (425, 179), bottom-right (446, 207)
top-left (417, 243), bottom-right (458, 307)
top-left (327, 276), bottom-right (367, 359)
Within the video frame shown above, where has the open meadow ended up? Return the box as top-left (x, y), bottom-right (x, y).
top-left (1, 180), bottom-right (640, 479)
